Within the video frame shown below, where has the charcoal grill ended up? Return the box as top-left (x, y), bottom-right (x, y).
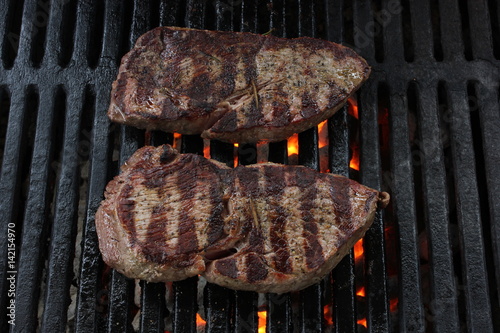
top-left (1, 0), bottom-right (500, 332)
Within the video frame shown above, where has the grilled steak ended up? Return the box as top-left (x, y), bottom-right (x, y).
top-left (95, 145), bottom-right (389, 292)
top-left (108, 27), bottom-right (370, 143)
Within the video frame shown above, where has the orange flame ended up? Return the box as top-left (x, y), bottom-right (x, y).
top-left (203, 139), bottom-right (211, 159)
top-left (258, 310), bottom-right (267, 333)
top-left (287, 133), bottom-right (299, 157)
top-left (354, 239), bottom-right (364, 259)
top-left (348, 98), bottom-right (359, 119)
top-left (323, 305), bottom-right (334, 326)
top-left (318, 120), bottom-right (328, 149)
top-left (234, 143), bottom-right (239, 166)
top-left (349, 146), bottom-right (360, 171)
top-left (356, 286), bottom-right (366, 297)
top-left (173, 133), bottom-right (182, 150)
top-left (357, 318), bottom-right (367, 328)
top-left (196, 313), bottom-right (206, 329)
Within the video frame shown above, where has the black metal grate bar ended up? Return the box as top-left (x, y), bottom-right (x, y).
top-left (408, 0), bottom-right (434, 60)
top-left (41, 86), bottom-right (87, 332)
top-left (467, 0), bottom-right (494, 60)
top-left (74, 83), bottom-right (112, 333)
top-left (387, 81), bottom-right (425, 332)
top-left (413, 82), bottom-right (460, 332)
top-left (381, 0), bottom-right (405, 63)
top-left (14, 86), bottom-right (57, 333)
top-left (0, 87), bottom-right (27, 330)
top-left (438, 0), bottom-right (465, 62)
top-left (475, 82), bottom-right (500, 306)
top-left (352, 0), bottom-right (376, 64)
top-left (447, 82), bottom-right (494, 331)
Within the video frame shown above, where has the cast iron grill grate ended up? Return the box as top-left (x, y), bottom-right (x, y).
top-left (0, 0), bottom-right (499, 332)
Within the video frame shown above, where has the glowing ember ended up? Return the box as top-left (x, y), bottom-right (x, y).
top-left (323, 304), bottom-right (334, 326)
top-left (356, 286), bottom-right (366, 297)
top-left (203, 139), bottom-right (211, 159)
top-left (349, 146), bottom-right (360, 171)
top-left (348, 98), bottom-right (359, 119)
top-left (318, 120), bottom-right (328, 149)
top-left (258, 310), bottom-right (267, 333)
top-left (287, 133), bottom-right (299, 157)
top-left (173, 132), bottom-right (182, 150)
top-left (357, 318), bottom-right (367, 328)
top-left (196, 313), bottom-right (206, 329)
top-left (390, 298), bottom-right (398, 312)
top-left (234, 143), bottom-right (239, 166)
top-left (354, 239), bottom-right (364, 259)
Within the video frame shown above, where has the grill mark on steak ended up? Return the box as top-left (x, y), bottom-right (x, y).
top-left (141, 204), bottom-right (171, 264)
top-left (301, 91), bottom-right (319, 119)
top-left (176, 158), bottom-right (199, 255)
top-left (118, 184), bottom-right (138, 246)
top-left (296, 168), bottom-right (325, 270)
top-left (246, 253), bottom-right (269, 283)
top-left (206, 174), bottom-right (226, 245)
top-left (270, 86), bottom-right (291, 127)
top-left (215, 258), bottom-right (238, 279)
top-left (265, 166), bottom-right (292, 274)
top-left (235, 166), bottom-right (270, 282)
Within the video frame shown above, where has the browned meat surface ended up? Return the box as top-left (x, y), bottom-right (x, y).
top-left (95, 145), bottom-right (389, 292)
top-left (108, 27), bottom-right (370, 143)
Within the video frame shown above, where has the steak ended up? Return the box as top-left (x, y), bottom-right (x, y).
top-left (95, 145), bottom-right (389, 293)
top-left (108, 27), bottom-right (370, 143)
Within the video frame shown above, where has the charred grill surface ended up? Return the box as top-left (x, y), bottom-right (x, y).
top-left (108, 27), bottom-right (370, 143)
top-left (95, 145), bottom-right (389, 293)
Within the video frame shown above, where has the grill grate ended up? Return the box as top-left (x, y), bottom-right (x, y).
top-left (1, 0), bottom-right (500, 332)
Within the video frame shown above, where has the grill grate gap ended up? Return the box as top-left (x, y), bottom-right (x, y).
top-left (29, 0), bottom-right (50, 67)
top-left (372, 0), bottom-right (384, 63)
top-left (0, 86), bottom-right (10, 172)
top-left (116, 0), bottom-right (135, 66)
top-left (87, 0), bottom-right (105, 69)
top-left (437, 81), bottom-right (466, 330)
top-left (20, 85), bottom-right (40, 197)
top-left (488, 0), bottom-right (500, 59)
top-left (429, 0), bottom-right (443, 61)
top-left (57, 0), bottom-right (77, 67)
top-left (343, 0), bottom-right (355, 50)
top-left (149, 0), bottom-right (161, 30)
top-left (457, 0), bottom-right (473, 60)
top-left (467, 81), bottom-right (500, 329)
top-left (2, 0), bottom-right (25, 69)
top-left (378, 82), bottom-right (399, 331)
